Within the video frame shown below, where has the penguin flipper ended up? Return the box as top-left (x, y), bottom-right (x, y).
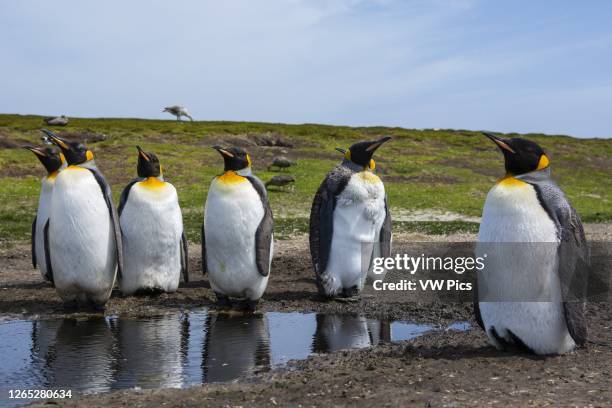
top-left (246, 176), bottom-right (273, 277)
top-left (201, 223), bottom-right (207, 275)
top-left (43, 220), bottom-right (54, 283)
top-left (472, 275), bottom-right (485, 330)
top-left (181, 231), bottom-right (189, 283)
top-left (118, 178), bottom-right (141, 216)
top-left (309, 169), bottom-right (349, 281)
top-left (31, 216), bottom-right (37, 268)
top-left (558, 205), bottom-right (589, 346)
top-left (473, 301), bottom-right (485, 331)
top-left (378, 196), bottom-right (392, 258)
top-left (529, 179), bottom-right (589, 346)
top-left (88, 168), bottom-right (124, 279)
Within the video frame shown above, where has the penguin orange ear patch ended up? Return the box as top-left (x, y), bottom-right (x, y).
top-left (536, 154), bottom-right (549, 170)
top-left (86, 150), bottom-right (94, 161)
top-left (369, 159), bottom-right (376, 170)
top-left (247, 154), bottom-right (252, 167)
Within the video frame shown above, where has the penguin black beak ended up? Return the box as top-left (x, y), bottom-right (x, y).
top-left (212, 145), bottom-right (235, 158)
top-left (335, 147), bottom-right (347, 154)
top-left (41, 129), bottom-right (70, 151)
top-left (484, 132), bottom-right (515, 154)
top-left (137, 146), bottom-right (150, 162)
top-left (23, 146), bottom-right (48, 157)
top-left (365, 136), bottom-right (392, 152)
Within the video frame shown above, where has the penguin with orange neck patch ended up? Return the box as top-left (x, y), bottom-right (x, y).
top-left (118, 146), bottom-right (188, 295)
top-left (43, 129), bottom-right (122, 308)
top-left (24, 144), bottom-right (65, 283)
top-left (310, 137), bottom-right (392, 298)
top-left (475, 132), bottom-right (589, 355)
top-left (203, 146), bottom-right (273, 310)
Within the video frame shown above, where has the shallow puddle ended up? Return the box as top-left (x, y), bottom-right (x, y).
top-left (0, 311), bottom-right (469, 406)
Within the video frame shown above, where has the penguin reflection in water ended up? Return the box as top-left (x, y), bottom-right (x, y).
top-left (44, 130), bottom-right (122, 308)
top-left (475, 133), bottom-right (589, 355)
top-left (118, 147), bottom-right (188, 295)
top-left (24, 144), bottom-right (65, 284)
top-left (310, 137), bottom-right (392, 298)
top-left (31, 318), bottom-right (116, 393)
top-left (203, 313), bottom-right (270, 382)
top-left (313, 314), bottom-right (391, 353)
top-left (203, 146), bottom-right (273, 310)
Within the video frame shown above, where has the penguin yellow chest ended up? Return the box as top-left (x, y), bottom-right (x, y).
top-left (479, 176), bottom-right (558, 242)
top-left (119, 179), bottom-right (183, 295)
top-left (213, 171), bottom-right (249, 191)
top-left (204, 172), bottom-right (267, 298)
top-left (136, 177), bottom-right (170, 197)
top-left (476, 176), bottom-right (572, 355)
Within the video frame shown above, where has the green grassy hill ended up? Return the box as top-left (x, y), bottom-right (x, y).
top-left (1, 114), bottom-right (610, 245)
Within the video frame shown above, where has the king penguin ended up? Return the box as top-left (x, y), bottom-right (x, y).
top-left (309, 137), bottom-right (392, 298)
top-left (475, 132), bottom-right (589, 355)
top-left (118, 146), bottom-right (188, 295)
top-left (44, 129), bottom-right (123, 308)
top-left (203, 146), bottom-right (273, 310)
top-left (24, 144), bottom-right (65, 283)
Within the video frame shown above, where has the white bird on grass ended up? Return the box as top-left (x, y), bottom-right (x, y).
top-left (163, 106), bottom-right (193, 122)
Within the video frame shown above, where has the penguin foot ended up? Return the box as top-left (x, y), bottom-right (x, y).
top-left (341, 286), bottom-right (361, 299)
top-left (62, 300), bottom-right (80, 311)
top-left (489, 326), bottom-right (508, 351)
top-left (132, 287), bottom-right (165, 297)
top-left (61, 299), bottom-right (105, 312)
top-left (241, 299), bottom-right (259, 312)
top-left (214, 292), bottom-right (232, 309)
top-left (489, 327), bottom-right (536, 355)
top-left (507, 329), bottom-right (536, 355)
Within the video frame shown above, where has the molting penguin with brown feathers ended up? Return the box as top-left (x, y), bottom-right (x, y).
top-left (118, 146), bottom-right (188, 295)
top-left (309, 137), bottom-right (392, 298)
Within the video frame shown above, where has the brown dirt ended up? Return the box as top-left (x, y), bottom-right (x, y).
top-left (0, 227), bottom-right (608, 407)
top-left (0, 131), bottom-right (31, 149)
top-left (56, 130), bottom-right (107, 144)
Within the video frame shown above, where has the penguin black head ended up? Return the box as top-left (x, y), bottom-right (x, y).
top-left (136, 146), bottom-right (162, 178)
top-left (23, 145), bottom-right (63, 175)
top-left (42, 129), bottom-right (94, 166)
top-left (212, 146), bottom-right (251, 171)
top-left (335, 136), bottom-right (391, 170)
top-left (484, 132), bottom-right (549, 175)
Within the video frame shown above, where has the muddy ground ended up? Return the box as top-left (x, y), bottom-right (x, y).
top-left (0, 226), bottom-right (610, 407)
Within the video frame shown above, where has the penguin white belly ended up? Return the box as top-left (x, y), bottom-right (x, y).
top-left (205, 178), bottom-right (269, 300)
top-left (476, 179), bottom-right (575, 354)
top-left (120, 181), bottom-right (183, 295)
top-left (324, 172), bottom-right (386, 295)
top-left (35, 177), bottom-right (55, 280)
top-left (49, 167), bottom-right (116, 305)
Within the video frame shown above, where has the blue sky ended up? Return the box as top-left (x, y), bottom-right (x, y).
top-left (1, 0), bottom-right (611, 137)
